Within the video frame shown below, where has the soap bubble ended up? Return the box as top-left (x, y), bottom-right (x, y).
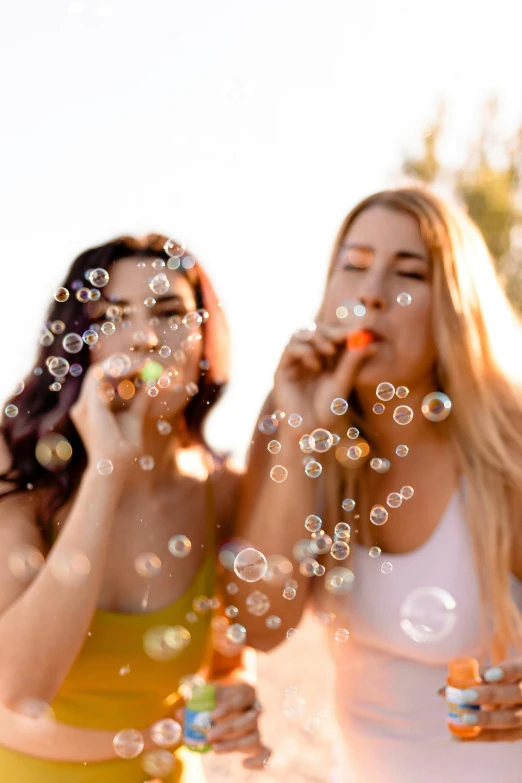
top-left (164, 238), bottom-right (186, 257)
top-left (51, 320), bottom-right (66, 335)
top-left (96, 459), bottom-right (114, 476)
top-left (305, 460), bottom-right (322, 478)
top-left (401, 485), bottom-right (414, 500)
top-left (134, 553), bottom-right (161, 578)
top-left (299, 434), bottom-right (313, 453)
top-left (104, 353), bottom-right (132, 378)
top-left (286, 628), bottom-right (299, 639)
top-left (82, 329), bottom-right (98, 346)
top-left (115, 730), bottom-right (145, 759)
top-left (101, 321), bottom-right (116, 336)
top-left (226, 582), bottom-right (239, 595)
top-left (39, 328), bottom-right (54, 347)
top-left (150, 273), bottom-right (170, 296)
top-left (268, 440), bottom-right (281, 454)
top-left (373, 403), bottom-right (385, 415)
top-left (48, 357), bottom-right (70, 378)
top-left (347, 445), bottom-right (362, 460)
top-left (421, 391), bottom-right (452, 422)
top-left (62, 333), bottom-right (84, 354)
top-left (76, 287), bottom-right (90, 302)
top-left (270, 465), bottom-right (288, 483)
top-left (283, 586), bottom-right (296, 600)
top-left (8, 544), bottom-right (45, 582)
top-left (331, 541), bottom-right (350, 560)
top-left (168, 535), bottom-right (192, 558)
top-left (369, 546), bottom-right (381, 558)
top-left (144, 297), bottom-right (156, 308)
top-left (54, 287), bottom-right (69, 302)
top-left (288, 413), bottom-right (303, 428)
top-left (245, 590), bottom-right (270, 616)
top-left (342, 498), bottom-right (355, 512)
top-left (119, 665), bottom-right (131, 676)
top-left (224, 605), bottom-right (239, 619)
top-left (266, 615), bottom-right (281, 630)
top-left (143, 625), bottom-right (190, 661)
top-left (396, 444), bottom-right (409, 457)
top-left (258, 415), bottom-right (278, 435)
top-left (185, 382), bottom-right (199, 397)
top-left (310, 533), bottom-right (333, 555)
top-left (141, 749), bottom-right (175, 777)
top-left (49, 382), bottom-right (62, 392)
top-left (370, 505), bottom-right (388, 526)
top-left (139, 455), bottom-right (155, 471)
top-left (393, 405), bottom-right (413, 425)
top-left (182, 312), bottom-right (203, 330)
top-left (347, 427), bottom-right (359, 439)
top-left (325, 567), bottom-right (354, 595)
top-left (159, 345), bottom-right (171, 359)
top-left (49, 551), bottom-right (91, 587)
top-left (4, 404), bottom-right (18, 418)
top-left (334, 522), bottom-right (351, 540)
top-left (376, 382), bottom-right (395, 401)
top-left (381, 562), bottom-right (393, 574)
top-left (310, 429), bottom-right (334, 453)
top-left (226, 623), bottom-right (247, 644)
top-left (148, 386), bottom-right (159, 398)
top-left (157, 420), bottom-right (172, 436)
top-left (334, 628), bottom-right (350, 643)
top-left (397, 292), bottom-right (412, 306)
top-left (396, 386), bottom-right (409, 398)
top-left (88, 268), bottom-right (110, 288)
top-left (89, 289), bottom-right (101, 301)
top-left (234, 548), bottom-right (268, 582)
top-left (370, 458), bottom-right (383, 472)
top-left (331, 398), bottom-right (348, 416)
top-left (400, 586), bottom-right (457, 643)
top-left (305, 514), bottom-right (322, 533)
top-left (69, 364), bottom-right (82, 377)
top-left (35, 433), bottom-right (73, 469)
top-left (299, 557), bottom-right (319, 577)
top-left (387, 492), bottom-right (402, 508)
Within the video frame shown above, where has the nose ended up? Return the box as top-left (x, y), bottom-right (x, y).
top-left (354, 269), bottom-right (387, 312)
top-left (131, 320), bottom-right (159, 352)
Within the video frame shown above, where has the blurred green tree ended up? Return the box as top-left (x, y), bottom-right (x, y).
top-left (402, 99), bottom-right (522, 310)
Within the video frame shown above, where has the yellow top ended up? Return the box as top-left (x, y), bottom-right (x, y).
top-left (0, 479), bottom-right (217, 782)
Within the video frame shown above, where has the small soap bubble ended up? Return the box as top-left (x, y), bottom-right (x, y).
top-left (157, 419), bottom-right (172, 435)
top-left (396, 386), bottom-right (409, 399)
top-left (331, 398), bottom-right (348, 416)
top-left (49, 382), bottom-right (62, 392)
top-left (96, 458), bottom-right (114, 475)
top-left (310, 533), bottom-right (332, 556)
top-left (143, 625), bottom-right (190, 661)
top-left (305, 460), bottom-right (322, 478)
top-left (54, 287), bottom-right (69, 302)
top-left (347, 427), bottom-right (359, 439)
top-left (325, 567), bottom-right (354, 595)
top-left (139, 455), bottom-right (155, 471)
top-left (48, 357), bottom-right (70, 378)
top-left (8, 544), bottom-right (45, 581)
top-left (342, 498), bottom-right (355, 512)
top-left (106, 304), bottom-right (123, 321)
top-left (347, 445), bottom-right (362, 460)
top-left (286, 628), bottom-right (299, 639)
top-left (113, 728), bottom-right (145, 759)
top-left (181, 255), bottom-right (196, 270)
top-left (62, 333), bottom-right (84, 354)
top-left (401, 485), bottom-right (414, 500)
top-left (331, 433), bottom-right (341, 446)
top-left (288, 413), bottom-right (303, 428)
top-left (4, 404), bottom-right (18, 418)
top-left (168, 535), bottom-right (192, 558)
top-left (185, 382), bottom-right (199, 397)
top-left (82, 329), bottom-right (98, 346)
top-left (268, 440), bottom-right (281, 454)
top-left (226, 623), bottom-right (247, 644)
top-left (397, 292), bottom-right (412, 306)
top-left (396, 444), bottom-right (409, 457)
top-left (305, 514), bottom-right (322, 533)
top-left (150, 273), bottom-right (170, 296)
top-left (283, 586), bottom-right (297, 600)
top-left (310, 428), bottom-right (334, 453)
top-left (373, 403), bottom-right (385, 415)
top-left (192, 595), bottom-right (210, 613)
top-left (387, 492), bottom-right (402, 508)
top-left (226, 582), bottom-right (239, 595)
top-left (224, 605), bottom-right (239, 619)
top-left (182, 312), bottom-right (203, 330)
top-left (393, 405), bottom-right (413, 425)
top-left (421, 391), bottom-right (452, 422)
top-left (234, 548), bottom-right (268, 582)
top-left (164, 238), bottom-right (186, 257)
top-left (51, 320), bottom-right (66, 335)
top-left (76, 287), bottom-right (90, 302)
top-left (381, 562), bottom-right (393, 574)
top-left (376, 382), bottom-right (395, 401)
top-left (258, 415), bottom-right (278, 435)
top-left (331, 541), bottom-right (350, 560)
top-left (400, 586), bottom-right (457, 643)
top-left (50, 551), bottom-right (91, 586)
top-left (334, 522), bottom-right (351, 540)
top-left (39, 328), bottom-right (54, 347)
top-left (370, 458), bottom-right (383, 472)
top-left (299, 557), bottom-right (319, 577)
top-left (119, 665), bottom-right (131, 676)
top-left (266, 615), bottom-right (281, 630)
top-left (101, 321), bottom-right (116, 336)
top-left (148, 386), bottom-right (159, 397)
top-left (135, 553), bottom-right (161, 578)
top-left (299, 434), bottom-right (313, 453)
top-left (270, 465), bottom-right (288, 483)
top-left (88, 268), bottom-right (109, 288)
top-left (245, 590), bottom-right (271, 616)
top-left (369, 546), bottom-right (381, 558)
top-left (156, 375), bottom-right (170, 389)
top-left (89, 288), bottom-right (101, 301)
top-left (370, 505), bottom-right (388, 526)
top-left (334, 628), bottom-right (350, 643)
top-left (69, 364), bottom-right (82, 377)
top-left (150, 717), bottom-right (182, 748)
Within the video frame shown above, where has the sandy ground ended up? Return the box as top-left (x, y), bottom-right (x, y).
top-left (204, 611), bottom-right (335, 783)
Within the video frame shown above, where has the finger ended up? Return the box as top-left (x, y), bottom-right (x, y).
top-left (480, 661), bottom-right (522, 684)
top-left (281, 343), bottom-right (322, 373)
top-left (207, 707), bottom-right (258, 742)
top-left (213, 730), bottom-right (261, 754)
top-left (470, 707), bottom-right (522, 730)
top-left (242, 744), bottom-right (272, 769)
top-left (212, 683), bottom-right (256, 719)
top-left (453, 683), bottom-right (522, 707)
top-left (467, 726), bottom-right (522, 743)
top-left (330, 339), bottom-right (378, 390)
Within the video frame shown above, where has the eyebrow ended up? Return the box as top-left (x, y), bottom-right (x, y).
top-left (106, 294), bottom-right (186, 306)
top-left (342, 242), bottom-right (429, 262)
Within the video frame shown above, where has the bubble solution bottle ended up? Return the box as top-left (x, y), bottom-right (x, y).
top-left (184, 684), bottom-right (216, 753)
top-left (446, 657), bottom-right (481, 739)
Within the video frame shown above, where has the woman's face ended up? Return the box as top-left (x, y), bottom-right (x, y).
top-left (322, 205), bottom-right (438, 390)
top-left (93, 257), bottom-right (204, 419)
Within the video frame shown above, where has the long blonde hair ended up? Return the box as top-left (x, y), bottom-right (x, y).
top-left (324, 186), bottom-right (522, 662)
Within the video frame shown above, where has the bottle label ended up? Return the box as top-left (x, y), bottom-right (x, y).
top-left (445, 686), bottom-right (480, 726)
top-left (184, 707), bottom-right (214, 751)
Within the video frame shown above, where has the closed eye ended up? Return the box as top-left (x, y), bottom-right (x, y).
top-left (397, 271), bottom-right (426, 280)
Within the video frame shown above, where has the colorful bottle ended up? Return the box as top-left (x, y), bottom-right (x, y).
top-left (446, 657), bottom-right (481, 739)
top-left (183, 684), bottom-right (216, 752)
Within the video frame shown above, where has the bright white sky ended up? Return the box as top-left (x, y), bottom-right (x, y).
top-left (1, 0), bottom-right (521, 463)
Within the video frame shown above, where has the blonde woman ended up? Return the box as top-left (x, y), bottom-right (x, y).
top-left (234, 188), bottom-right (522, 781)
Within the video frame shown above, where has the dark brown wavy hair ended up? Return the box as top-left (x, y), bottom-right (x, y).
top-left (0, 233), bottom-right (230, 543)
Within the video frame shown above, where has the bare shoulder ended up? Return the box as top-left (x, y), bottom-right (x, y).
top-left (212, 458), bottom-right (243, 542)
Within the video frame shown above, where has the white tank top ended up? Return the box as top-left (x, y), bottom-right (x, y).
top-left (319, 484), bottom-right (522, 782)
